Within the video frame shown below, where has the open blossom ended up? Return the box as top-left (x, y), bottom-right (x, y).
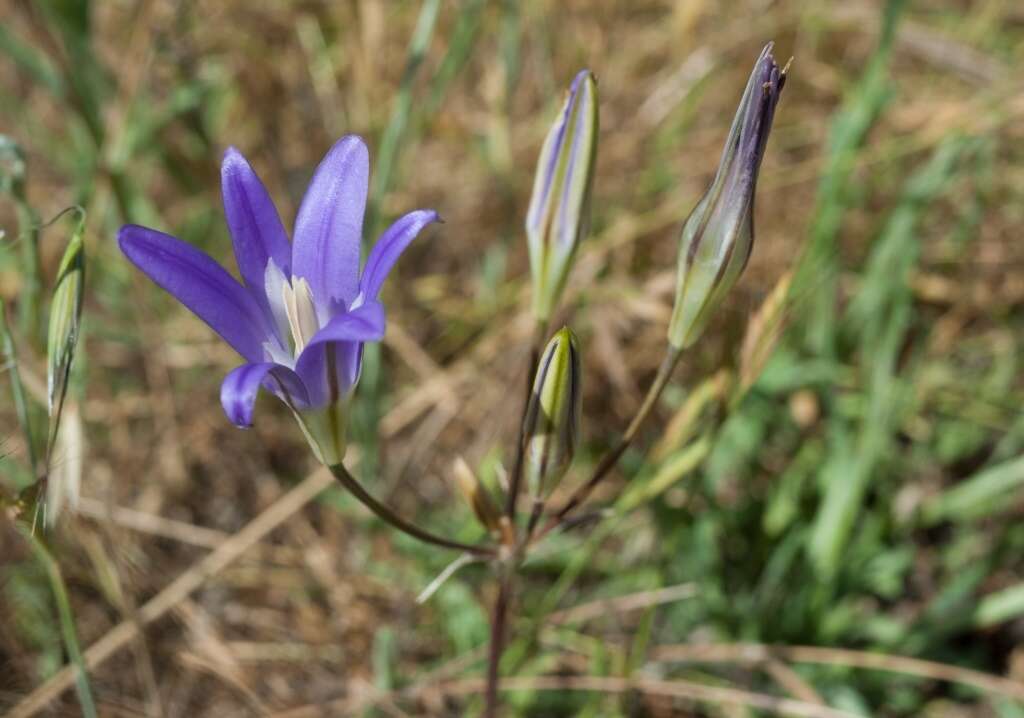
top-left (119, 135), bottom-right (437, 464)
top-left (668, 43), bottom-right (786, 348)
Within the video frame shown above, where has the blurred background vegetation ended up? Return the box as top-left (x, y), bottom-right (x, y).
top-left (2, 0), bottom-right (1024, 715)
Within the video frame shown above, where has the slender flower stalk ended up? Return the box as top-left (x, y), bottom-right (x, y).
top-left (328, 463), bottom-right (493, 556)
top-left (668, 43), bottom-right (787, 348)
top-left (484, 569), bottom-right (514, 718)
top-left (526, 70), bottom-right (599, 324)
top-left (540, 346), bottom-right (681, 535)
top-left (120, 136), bottom-right (438, 465)
top-left (504, 321), bottom-right (548, 528)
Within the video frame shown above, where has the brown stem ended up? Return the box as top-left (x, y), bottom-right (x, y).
top-left (503, 322), bottom-right (546, 525)
top-left (524, 498), bottom-right (545, 541)
top-left (538, 347), bottom-right (682, 537)
top-left (483, 569), bottom-right (514, 717)
top-left (328, 464), bottom-right (494, 557)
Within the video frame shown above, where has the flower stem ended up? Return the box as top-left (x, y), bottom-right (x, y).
top-left (328, 463), bottom-right (494, 557)
top-left (483, 320), bottom-right (547, 715)
top-left (483, 568), bottom-right (514, 718)
top-left (541, 346), bottom-right (682, 534)
top-left (504, 321), bottom-right (547, 526)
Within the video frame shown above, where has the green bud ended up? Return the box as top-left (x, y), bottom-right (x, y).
top-left (526, 70), bottom-right (599, 322)
top-left (668, 43), bottom-right (786, 348)
top-left (46, 215), bottom-right (85, 455)
top-left (523, 327), bottom-right (582, 499)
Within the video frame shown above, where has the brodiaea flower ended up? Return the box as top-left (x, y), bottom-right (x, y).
top-left (668, 43), bottom-right (786, 349)
top-left (119, 135), bottom-right (437, 464)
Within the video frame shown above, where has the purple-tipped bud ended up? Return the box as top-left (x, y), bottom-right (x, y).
top-left (526, 71), bottom-right (599, 322)
top-left (523, 328), bottom-right (582, 499)
top-left (668, 43), bottom-right (787, 348)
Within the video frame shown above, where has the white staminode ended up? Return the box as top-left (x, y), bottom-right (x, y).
top-left (282, 277), bottom-right (318, 354)
top-left (264, 259), bottom-right (321, 364)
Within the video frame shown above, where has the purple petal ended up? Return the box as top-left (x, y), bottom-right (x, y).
top-left (220, 362), bottom-right (310, 428)
top-left (292, 135), bottom-right (369, 309)
top-left (294, 301), bottom-right (385, 406)
top-left (221, 147), bottom-right (292, 292)
top-left (119, 225), bottom-right (273, 363)
top-left (526, 69), bottom-right (593, 234)
top-left (359, 209), bottom-right (439, 301)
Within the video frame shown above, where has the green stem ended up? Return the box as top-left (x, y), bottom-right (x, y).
top-left (328, 463), bottom-right (494, 557)
top-left (0, 298), bottom-right (38, 478)
top-left (15, 202), bottom-right (42, 347)
top-left (23, 530), bottom-right (98, 718)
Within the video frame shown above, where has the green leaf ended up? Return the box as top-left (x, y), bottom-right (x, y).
top-left (922, 455), bottom-right (1024, 524)
top-left (975, 583), bottom-right (1024, 628)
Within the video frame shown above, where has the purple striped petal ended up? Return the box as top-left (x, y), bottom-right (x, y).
top-left (292, 135), bottom-right (368, 309)
top-left (294, 301), bottom-right (385, 406)
top-left (359, 209), bottom-right (439, 301)
top-left (119, 225), bottom-right (272, 363)
top-left (220, 362), bottom-right (310, 428)
top-left (221, 147), bottom-right (292, 293)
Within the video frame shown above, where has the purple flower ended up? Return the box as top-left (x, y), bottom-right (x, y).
top-left (119, 135), bottom-right (438, 463)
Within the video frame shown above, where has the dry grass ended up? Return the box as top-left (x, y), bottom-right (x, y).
top-left (2, 0), bottom-right (1024, 715)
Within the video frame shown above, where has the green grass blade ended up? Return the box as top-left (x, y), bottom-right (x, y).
top-left (975, 583), bottom-right (1024, 628)
top-left (922, 455), bottom-right (1024, 525)
top-left (808, 136), bottom-right (972, 577)
top-left (1, 298), bottom-right (38, 478)
top-left (367, 0), bottom-right (442, 238)
top-left (23, 529), bottom-right (98, 718)
top-left (0, 135), bottom-right (44, 344)
top-left (0, 22), bottom-right (63, 96)
top-left (425, 0), bottom-right (488, 116)
top-left (357, 0), bottom-right (442, 480)
top-left (791, 0), bottom-right (907, 357)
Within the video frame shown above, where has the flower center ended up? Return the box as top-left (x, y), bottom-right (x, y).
top-left (281, 276), bottom-right (318, 355)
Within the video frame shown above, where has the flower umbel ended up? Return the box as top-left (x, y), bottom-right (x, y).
top-left (119, 136), bottom-right (438, 464)
top-left (526, 70), bottom-right (599, 323)
top-left (668, 43), bottom-right (787, 348)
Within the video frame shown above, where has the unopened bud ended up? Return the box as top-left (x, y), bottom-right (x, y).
top-left (526, 70), bottom-right (599, 322)
top-left (452, 457), bottom-right (502, 535)
top-left (668, 43), bottom-right (786, 348)
top-left (523, 328), bottom-right (582, 499)
top-left (46, 215), bottom-right (85, 455)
